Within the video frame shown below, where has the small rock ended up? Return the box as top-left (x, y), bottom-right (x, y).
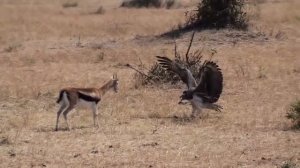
top-left (142, 142), bottom-right (159, 147)
top-left (152, 129), bottom-right (157, 134)
top-left (91, 150), bottom-right (99, 154)
top-left (0, 137), bottom-right (10, 145)
top-left (8, 150), bottom-right (16, 157)
top-left (23, 140), bottom-right (30, 143)
top-left (74, 154), bottom-right (81, 158)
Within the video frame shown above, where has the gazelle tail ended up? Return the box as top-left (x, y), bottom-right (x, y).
top-left (56, 90), bottom-right (65, 103)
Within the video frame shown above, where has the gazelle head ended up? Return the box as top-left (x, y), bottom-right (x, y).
top-left (112, 73), bottom-right (119, 93)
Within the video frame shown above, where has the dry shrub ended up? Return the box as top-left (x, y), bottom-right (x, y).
top-left (4, 43), bottom-right (22, 53)
top-left (94, 6), bottom-right (105, 15)
top-left (140, 50), bottom-right (203, 86)
top-left (162, 0), bottom-right (249, 37)
top-left (185, 0), bottom-right (248, 30)
top-left (131, 33), bottom-right (214, 87)
top-left (62, 2), bottom-right (78, 8)
top-left (121, 0), bottom-right (176, 9)
top-left (0, 136), bottom-right (10, 146)
top-left (286, 100), bottom-right (300, 129)
top-left (254, 0), bottom-right (266, 4)
top-left (281, 160), bottom-right (297, 168)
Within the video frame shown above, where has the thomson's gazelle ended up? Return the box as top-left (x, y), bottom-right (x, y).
top-left (55, 74), bottom-right (119, 131)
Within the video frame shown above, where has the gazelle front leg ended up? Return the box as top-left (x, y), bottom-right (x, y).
top-left (92, 103), bottom-right (100, 128)
top-left (55, 103), bottom-right (68, 131)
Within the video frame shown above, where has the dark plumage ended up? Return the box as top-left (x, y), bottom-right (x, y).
top-left (193, 61), bottom-right (223, 103)
top-left (156, 56), bottom-right (197, 89)
top-left (157, 56), bottom-right (223, 117)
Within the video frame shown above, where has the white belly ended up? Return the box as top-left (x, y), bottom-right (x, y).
top-left (76, 99), bottom-right (95, 109)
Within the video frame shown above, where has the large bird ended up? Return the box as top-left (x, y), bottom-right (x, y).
top-left (156, 56), bottom-right (223, 118)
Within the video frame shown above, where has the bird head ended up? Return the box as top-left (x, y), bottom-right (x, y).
top-left (178, 90), bottom-right (193, 104)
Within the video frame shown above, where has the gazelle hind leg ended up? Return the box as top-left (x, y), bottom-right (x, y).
top-left (62, 105), bottom-right (75, 131)
top-left (55, 92), bottom-right (70, 131)
top-left (92, 103), bottom-right (100, 128)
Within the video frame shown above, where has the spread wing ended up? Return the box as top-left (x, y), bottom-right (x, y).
top-left (156, 56), bottom-right (197, 89)
top-left (194, 61), bottom-right (223, 103)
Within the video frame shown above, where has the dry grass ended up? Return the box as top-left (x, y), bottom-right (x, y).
top-left (0, 0), bottom-right (299, 167)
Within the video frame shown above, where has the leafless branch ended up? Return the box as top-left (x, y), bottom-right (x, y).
top-left (174, 40), bottom-right (178, 59)
top-left (137, 55), bottom-right (144, 67)
top-left (125, 64), bottom-right (151, 78)
top-left (185, 31), bottom-right (196, 63)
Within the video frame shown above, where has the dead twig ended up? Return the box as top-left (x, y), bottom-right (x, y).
top-left (126, 64), bottom-right (158, 85)
top-left (174, 40), bottom-right (178, 59)
top-left (126, 64), bottom-right (150, 78)
top-left (185, 31), bottom-right (196, 63)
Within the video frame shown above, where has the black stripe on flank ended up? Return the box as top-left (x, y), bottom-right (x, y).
top-left (77, 92), bottom-right (101, 104)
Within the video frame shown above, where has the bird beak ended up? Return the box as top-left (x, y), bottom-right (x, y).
top-left (178, 96), bottom-right (186, 105)
top-left (178, 96), bottom-right (189, 105)
top-left (178, 96), bottom-right (183, 104)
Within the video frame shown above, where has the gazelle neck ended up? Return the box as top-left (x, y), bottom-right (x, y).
top-left (99, 79), bottom-right (114, 96)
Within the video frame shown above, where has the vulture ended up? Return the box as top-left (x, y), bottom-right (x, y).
top-left (156, 56), bottom-right (223, 118)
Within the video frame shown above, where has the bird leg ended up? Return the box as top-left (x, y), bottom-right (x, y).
top-left (205, 104), bottom-right (223, 112)
top-left (191, 108), bottom-right (201, 118)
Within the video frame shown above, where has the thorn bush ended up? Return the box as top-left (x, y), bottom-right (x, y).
top-left (134, 47), bottom-right (206, 86)
top-left (286, 100), bottom-right (300, 129)
top-left (120, 0), bottom-right (176, 9)
top-left (62, 2), bottom-right (78, 8)
top-left (185, 0), bottom-right (248, 30)
top-left (281, 160), bottom-right (297, 168)
top-left (132, 32), bottom-right (218, 87)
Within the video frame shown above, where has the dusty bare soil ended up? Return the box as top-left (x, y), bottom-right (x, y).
top-left (0, 0), bottom-right (299, 167)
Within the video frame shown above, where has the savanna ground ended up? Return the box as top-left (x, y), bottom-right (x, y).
top-left (0, 0), bottom-right (299, 167)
